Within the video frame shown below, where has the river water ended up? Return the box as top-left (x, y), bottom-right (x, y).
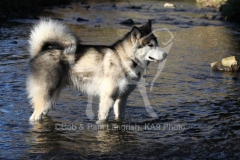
top-left (0, 0), bottom-right (240, 159)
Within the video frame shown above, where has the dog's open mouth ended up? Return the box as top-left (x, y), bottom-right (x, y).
top-left (149, 56), bottom-right (158, 62)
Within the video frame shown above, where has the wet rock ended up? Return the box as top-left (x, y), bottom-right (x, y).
top-left (215, 14), bottom-right (222, 20)
top-left (77, 17), bottom-right (89, 22)
top-left (52, 18), bottom-right (64, 21)
top-left (12, 41), bottom-right (18, 44)
top-left (197, 0), bottom-right (227, 8)
top-left (173, 22), bottom-right (179, 25)
top-left (187, 21), bottom-right (198, 25)
top-left (175, 8), bottom-right (185, 12)
top-left (201, 14), bottom-right (217, 20)
top-left (84, 5), bottom-right (90, 10)
top-left (164, 3), bottom-right (176, 8)
top-left (211, 56), bottom-right (240, 72)
top-left (200, 22), bottom-right (209, 26)
top-left (120, 19), bottom-right (135, 25)
top-left (128, 6), bottom-right (142, 9)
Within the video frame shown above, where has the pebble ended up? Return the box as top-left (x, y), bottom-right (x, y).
top-left (164, 3), bottom-right (176, 8)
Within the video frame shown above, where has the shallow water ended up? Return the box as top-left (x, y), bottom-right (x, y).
top-left (0, 0), bottom-right (240, 159)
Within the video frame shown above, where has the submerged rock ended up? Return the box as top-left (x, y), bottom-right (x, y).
top-left (76, 17), bottom-right (89, 22)
top-left (84, 5), bottom-right (91, 10)
top-left (164, 3), bottom-right (176, 8)
top-left (201, 14), bottom-right (217, 20)
top-left (127, 5), bottom-right (142, 9)
top-left (52, 18), bottom-right (64, 21)
top-left (211, 56), bottom-right (240, 72)
top-left (120, 19), bottom-right (135, 25)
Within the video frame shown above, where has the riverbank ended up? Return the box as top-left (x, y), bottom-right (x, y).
top-left (0, 0), bottom-right (77, 21)
top-left (1, 0), bottom-right (239, 24)
top-left (220, 0), bottom-right (240, 23)
top-left (196, 0), bottom-right (240, 24)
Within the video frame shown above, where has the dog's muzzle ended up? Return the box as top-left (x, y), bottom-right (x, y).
top-left (147, 47), bottom-right (168, 62)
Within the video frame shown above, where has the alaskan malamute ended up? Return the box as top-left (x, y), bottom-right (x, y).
top-left (27, 19), bottom-right (167, 123)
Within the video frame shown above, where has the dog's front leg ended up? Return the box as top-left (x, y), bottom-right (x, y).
top-left (113, 95), bottom-right (128, 123)
top-left (97, 94), bottom-right (115, 124)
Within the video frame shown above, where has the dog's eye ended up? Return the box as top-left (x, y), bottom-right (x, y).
top-left (148, 44), bottom-right (153, 47)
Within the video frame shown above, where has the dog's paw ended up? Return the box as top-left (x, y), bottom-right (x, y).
top-left (96, 120), bottom-right (108, 125)
top-left (114, 118), bottom-right (124, 124)
top-left (29, 112), bottom-right (43, 122)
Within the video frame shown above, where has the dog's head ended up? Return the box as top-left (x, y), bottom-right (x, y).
top-left (130, 20), bottom-right (167, 66)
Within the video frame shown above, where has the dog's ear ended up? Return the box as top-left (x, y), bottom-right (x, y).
top-left (144, 20), bottom-right (152, 31)
top-left (131, 26), bottom-right (141, 44)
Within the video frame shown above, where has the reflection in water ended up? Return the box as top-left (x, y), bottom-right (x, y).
top-left (28, 119), bottom-right (65, 154)
top-left (96, 129), bottom-right (137, 154)
top-left (27, 119), bottom-right (139, 158)
top-left (0, 0), bottom-right (240, 159)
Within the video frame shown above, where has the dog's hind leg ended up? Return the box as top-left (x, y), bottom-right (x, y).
top-left (29, 98), bottom-right (50, 121)
top-left (28, 84), bottom-right (50, 121)
top-left (28, 77), bottom-right (63, 121)
top-left (42, 87), bottom-right (62, 116)
top-left (29, 88), bottom-right (62, 121)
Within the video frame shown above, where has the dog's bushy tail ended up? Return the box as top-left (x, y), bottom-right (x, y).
top-left (29, 19), bottom-right (78, 58)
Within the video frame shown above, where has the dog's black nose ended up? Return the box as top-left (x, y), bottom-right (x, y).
top-left (163, 52), bottom-right (168, 59)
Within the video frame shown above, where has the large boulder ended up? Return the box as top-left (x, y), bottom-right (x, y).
top-left (211, 56), bottom-right (240, 72)
top-left (196, 0), bottom-right (227, 8)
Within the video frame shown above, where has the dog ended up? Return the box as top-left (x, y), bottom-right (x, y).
top-left (27, 19), bottom-right (167, 123)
